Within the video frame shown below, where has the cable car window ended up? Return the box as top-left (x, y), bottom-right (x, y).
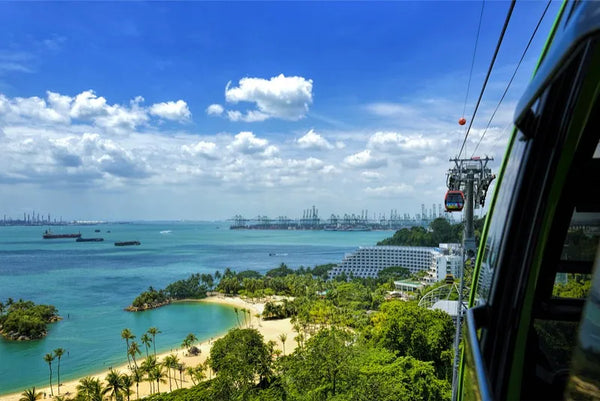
top-left (474, 132), bottom-right (529, 304)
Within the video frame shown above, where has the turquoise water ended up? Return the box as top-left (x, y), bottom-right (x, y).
top-left (0, 222), bottom-right (390, 394)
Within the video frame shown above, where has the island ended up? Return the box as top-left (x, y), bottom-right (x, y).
top-left (0, 299), bottom-right (60, 341)
top-left (125, 273), bottom-right (209, 311)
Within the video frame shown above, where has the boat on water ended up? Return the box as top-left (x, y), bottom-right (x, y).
top-left (43, 230), bottom-right (81, 239)
top-left (94, 229), bottom-right (101, 232)
top-left (114, 241), bottom-right (141, 246)
top-left (76, 237), bottom-right (104, 242)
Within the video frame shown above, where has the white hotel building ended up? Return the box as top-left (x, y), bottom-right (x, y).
top-left (329, 244), bottom-right (462, 282)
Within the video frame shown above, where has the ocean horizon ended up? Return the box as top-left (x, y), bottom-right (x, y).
top-left (0, 221), bottom-right (390, 394)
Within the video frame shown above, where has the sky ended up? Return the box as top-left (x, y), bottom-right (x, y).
top-left (0, 1), bottom-right (560, 221)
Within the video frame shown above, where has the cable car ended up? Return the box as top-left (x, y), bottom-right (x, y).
top-left (445, 190), bottom-right (465, 212)
top-left (458, 2), bottom-right (600, 400)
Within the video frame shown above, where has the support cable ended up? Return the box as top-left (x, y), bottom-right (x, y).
top-left (471, 0), bottom-right (552, 157)
top-left (457, 0), bottom-right (516, 159)
top-left (462, 1), bottom-right (486, 123)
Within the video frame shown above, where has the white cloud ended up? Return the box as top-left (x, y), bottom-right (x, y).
top-left (228, 131), bottom-right (270, 155)
top-left (70, 90), bottom-right (108, 119)
top-left (343, 149), bottom-right (387, 169)
top-left (181, 141), bottom-right (218, 159)
top-left (206, 104), bottom-right (224, 116)
top-left (364, 184), bottom-right (414, 196)
top-left (149, 100), bottom-right (191, 121)
top-left (367, 131), bottom-right (439, 152)
top-left (222, 74), bottom-right (313, 122)
top-left (296, 129), bottom-right (333, 150)
top-left (361, 171), bottom-right (382, 181)
top-left (365, 102), bottom-right (416, 117)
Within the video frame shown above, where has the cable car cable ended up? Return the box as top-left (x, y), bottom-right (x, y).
top-left (461, 1), bottom-right (486, 125)
top-left (457, 0), bottom-right (516, 159)
top-left (471, 0), bottom-right (552, 157)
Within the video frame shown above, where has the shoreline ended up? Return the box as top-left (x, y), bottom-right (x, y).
top-left (0, 295), bottom-right (296, 401)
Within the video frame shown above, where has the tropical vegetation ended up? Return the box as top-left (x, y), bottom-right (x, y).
top-left (0, 299), bottom-right (59, 340)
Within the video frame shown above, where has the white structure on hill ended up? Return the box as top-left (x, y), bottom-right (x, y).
top-left (329, 244), bottom-right (461, 281)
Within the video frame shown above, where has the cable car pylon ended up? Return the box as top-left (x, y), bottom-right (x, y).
top-left (447, 156), bottom-right (495, 401)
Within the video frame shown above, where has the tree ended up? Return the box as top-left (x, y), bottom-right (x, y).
top-left (76, 377), bottom-right (103, 401)
top-left (151, 365), bottom-right (167, 393)
top-left (130, 367), bottom-right (143, 400)
top-left (140, 333), bottom-right (152, 359)
top-left (53, 348), bottom-right (65, 394)
top-left (278, 333), bottom-right (287, 356)
top-left (19, 387), bottom-right (41, 401)
top-left (121, 373), bottom-right (133, 401)
top-left (182, 333), bottom-right (197, 351)
top-left (163, 354), bottom-right (178, 391)
top-left (186, 365), bottom-right (205, 385)
top-left (209, 328), bottom-right (272, 398)
top-left (128, 341), bottom-right (142, 370)
top-left (147, 327), bottom-right (161, 358)
top-left (103, 368), bottom-right (126, 401)
top-left (121, 328), bottom-right (136, 368)
top-left (43, 353), bottom-right (55, 396)
top-left (177, 363), bottom-right (186, 389)
top-left (140, 356), bottom-right (157, 394)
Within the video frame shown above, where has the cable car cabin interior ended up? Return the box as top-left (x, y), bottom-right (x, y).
top-left (445, 190), bottom-right (465, 212)
top-left (461, 2), bottom-right (600, 400)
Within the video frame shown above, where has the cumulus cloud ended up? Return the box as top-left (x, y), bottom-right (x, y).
top-left (0, 90), bottom-right (191, 132)
top-left (227, 131), bottom-right (272, 155)
top-left (365, 102), bottom-right (417, 117)
top-left (343, 150), bottom-right (387, 169)
top-left (211, 74), bottom-right (313, 122)
top-left (364, 184), bottom-right (414, 196)
top-left (181, 141), bottom-right (218, 159)
top-left (367, 131), bottom-right (440, 152)
top-left (149, 100), bottom-right (191, 121)
top-left (206, 104), bottom-right (224, 116)
top-left (296, 129), bottom-right (333, 150)
top-left (361, 171), bottom-right (382, 181)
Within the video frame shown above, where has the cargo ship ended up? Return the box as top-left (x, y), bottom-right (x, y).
top-left (76, 237), bottom-right (104, 242)
top-left (114, 241), bottom-right (141, 246)
top-left (43, 230), bottom-right (81, 239)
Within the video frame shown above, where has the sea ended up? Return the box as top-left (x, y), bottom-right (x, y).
top-left (0, 221), bottom-right (391, 394)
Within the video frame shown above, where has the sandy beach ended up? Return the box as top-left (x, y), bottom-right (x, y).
top-left (0, 295), bottom-right (296, 401)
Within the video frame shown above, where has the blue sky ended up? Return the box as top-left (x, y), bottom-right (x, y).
top-left (0, 1), bottom-right (559, 221)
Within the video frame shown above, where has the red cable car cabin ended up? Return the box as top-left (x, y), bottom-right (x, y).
top-left (445, 190), bottom-right (465, 212)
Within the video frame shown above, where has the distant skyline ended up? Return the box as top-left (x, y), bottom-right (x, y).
top-left (0, 1), bottom-right (559, 220)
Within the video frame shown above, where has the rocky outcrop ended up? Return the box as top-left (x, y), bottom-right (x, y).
top-left (124, 299), bottom-right (171, 312)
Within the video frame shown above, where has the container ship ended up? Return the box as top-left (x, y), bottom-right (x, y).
top-left (43, 230), bottom-right (81, 239)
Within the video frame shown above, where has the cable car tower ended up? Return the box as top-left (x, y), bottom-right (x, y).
top-left (446, 156), bottom-right (495, 401)
top-left (446, 156), bottom-right (495, 254)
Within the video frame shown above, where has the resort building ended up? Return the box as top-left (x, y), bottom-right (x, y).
top-left (329, 244), bottom-right (462, 281)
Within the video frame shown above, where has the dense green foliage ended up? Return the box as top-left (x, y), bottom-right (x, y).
top-left (0, 299), bottom-right (59, 340)
top-left (131, 287), bottom-right (169, 309)
top-left (137, 267), bottom-right (453, 401)
top-left (377, 216), bottom-right (485, 246)
top-left (130, 274), bottom-right (210, 309)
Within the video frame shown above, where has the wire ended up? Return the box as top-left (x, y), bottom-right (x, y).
top-left (471, 0), bottom-right (552, 157)
top-left (457, 0), bottom-right (516, 159)
top-left (462, 1), bottom-right (486, 120)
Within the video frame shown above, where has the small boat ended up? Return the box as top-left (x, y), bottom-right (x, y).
top-left (76, 237), bottom-right (104, 242)
top-left (115, 241), bottom-right (141, 246)
top-left (94, 229), bottom-right (101, 233)
top-left (43, 230), bottom-right (81, 239)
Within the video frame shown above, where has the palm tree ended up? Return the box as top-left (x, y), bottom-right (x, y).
top-left (77, 377), bottom-right (103, 401)
top-left (186, 366), bottom-right (205, 385)
top-left (177, 363), bottom-right (185, 388)
top-left (163, 354), bottom-right (179, 391)
top-left (130, 367), bottom-right (143, 400)
top-left (53, 348), bottom-right (65, 394)
top-left (147, 327), bottom-right (161, 358)
top-left (140, 355), bottom-right (156, 394)
top-left (233, 307), bottom-right (241, 327)
top-left (121, 328), bottom-right (135, 368)
top-left (279, 333), bottom-right (287, 356)
top-left (140, 333), bottom-right (152, 359)
top-left (128, 341), bottom-right (142, 370)
top-left (121, 373), bottom-right (133, 401)
top-left (43, 353), bottom-right (55, 396)
top-left (19, 387), bottom-right (41, 401)
top-left (181, 333), bottom-right (197, 352)
top-left (103, 368), bottom-right (125, 401)
top-left (149, 365), bottom-right (167, 394)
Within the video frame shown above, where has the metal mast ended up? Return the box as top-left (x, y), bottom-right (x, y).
top-left (448, 156), bottom-right (495, 401)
